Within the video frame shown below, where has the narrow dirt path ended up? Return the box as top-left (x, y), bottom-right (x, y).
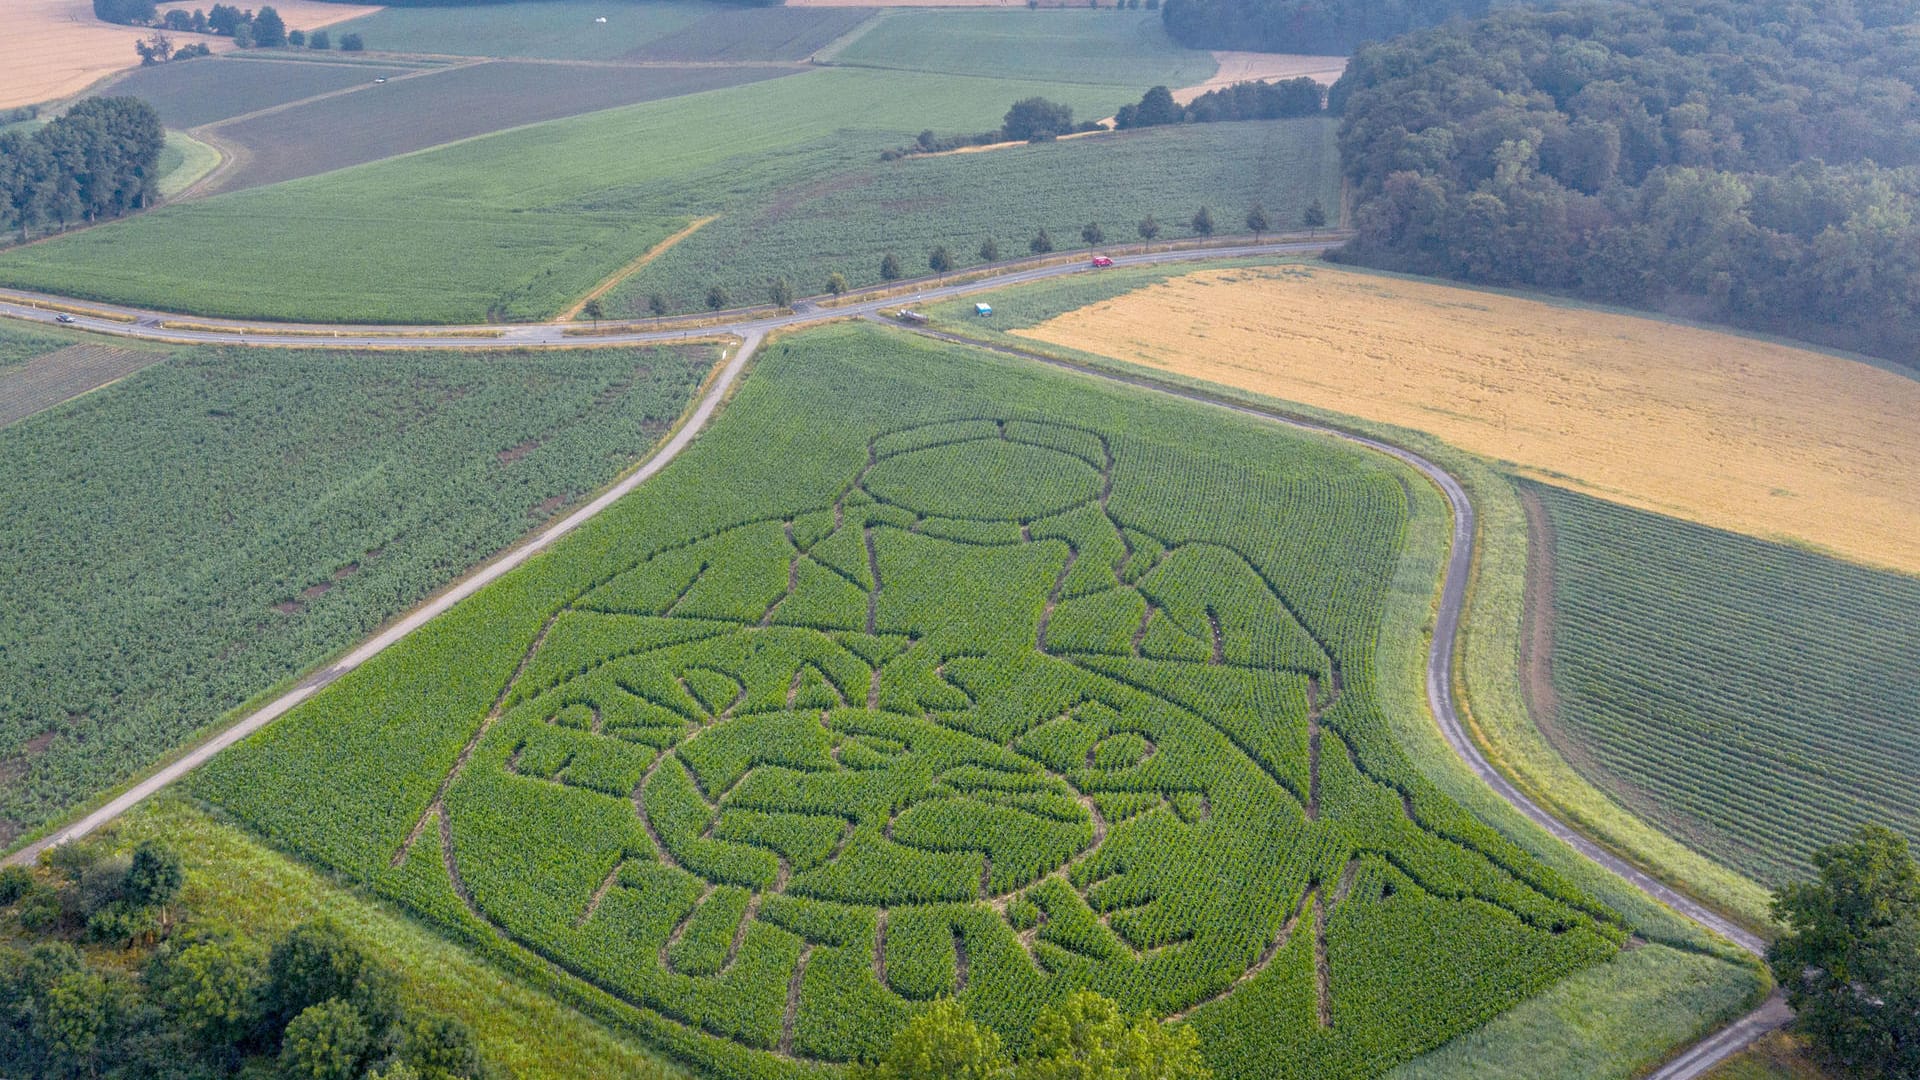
top-left (556, 215), bottom-right (718, 323)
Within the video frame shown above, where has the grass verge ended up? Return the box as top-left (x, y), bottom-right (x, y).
top-left (108, 796), bottom-right (691, 1080)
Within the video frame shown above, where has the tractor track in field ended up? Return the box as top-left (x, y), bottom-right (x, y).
top-left (0, 235), bottom-right (1782, 1077)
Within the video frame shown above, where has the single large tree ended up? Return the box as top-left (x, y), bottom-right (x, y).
top-left (147, 934), bottom-right (266, 1048)
top-left (1138, 215), bottom-right (1161, 244)
top-left (252, 5), bottom-right (286, 46)
top-left (1002, 97), bottom-right (1074, 142)
top-left (280, 999), bottom-right (371, 1080)
top-left (929, 246), bottom-right (954, 276)
top-left (1191, 205), bottom-right (1215, 236)
top-left (1016, 991), bottom-right (1212, 1079)
top-left (1135, 85), bottom-right (1181, 127)
top-left (122, 840), bottom-right (182, 910)
top-left (1245, 201), bottom-right (1269, 240)
top-left (1031, 228), bottom-right (1054, 255)
top-left (1770, 825), bottom-right (1920, 1078)
top-left (1303, 198), bottom-right (1328, 236)
top-left (851, 1000), bottom-right (1003, 1080)
top-left (880, 252), bottom-right (902, 281)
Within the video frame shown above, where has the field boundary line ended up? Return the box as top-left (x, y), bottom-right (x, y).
top-left (557, 216), bottom-right (719, 323)
top-left (808, 9), bottom-right (892, 63)
top-left (0, 344), bottom-right (168, 430)
top-left (191, 59), bottom-right (481, 136)
top-left (2, 330), bottom-right (763, 869)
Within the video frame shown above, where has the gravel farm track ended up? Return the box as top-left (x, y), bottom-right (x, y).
top-left (0, 239), bottom-right (1786, 1079)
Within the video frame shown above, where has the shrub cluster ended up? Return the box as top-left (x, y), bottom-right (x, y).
top-left (0, 841), bottom-right (490, 1080)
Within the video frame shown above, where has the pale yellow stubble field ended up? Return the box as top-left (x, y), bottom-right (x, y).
top-left (5, 0), bottom-right (380, 111)
top-left (1017, 265), bottom-right (1920, 575)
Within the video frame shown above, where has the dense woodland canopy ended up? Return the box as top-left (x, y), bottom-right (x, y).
top-left (0, 99), bottom-right (164, 241)
top-left (1329, 0), bottom-right (1920, 363)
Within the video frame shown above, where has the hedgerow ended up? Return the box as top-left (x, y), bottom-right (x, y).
top-left (198, 323), bottom-right (1620, 1078)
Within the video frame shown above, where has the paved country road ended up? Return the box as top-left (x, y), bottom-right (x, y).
top-left (0, 241), bottom-right (1786, 1077)
top-left (0, 240), bottom-right (1334, 349)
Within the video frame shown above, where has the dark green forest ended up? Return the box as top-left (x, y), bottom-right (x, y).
top-left (0, 99), bottom-right (164, 241)
top-left (1328, 0), bottom-right (1920, 363)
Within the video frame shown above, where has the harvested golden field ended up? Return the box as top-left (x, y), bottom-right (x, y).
top-left (4, 0), bottom-right (378, 111)
top-left (1017, 265), bottom-right (1920, 575)
top-left (1177, 51), bottom-right (1347, 100)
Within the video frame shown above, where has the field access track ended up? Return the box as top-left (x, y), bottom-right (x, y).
top-left (0, 239), bottom-right (1783, 1078)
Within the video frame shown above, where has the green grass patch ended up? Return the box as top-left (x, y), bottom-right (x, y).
top-left (1391, 944), bottom-right (1762, 1080)
top-left (158, 129), bottom-right (221, 198)
top-left (0, 67), bottom-right (1165, 323)
top-left (612, 118), bottom-right (1338, 315)
top-left (323, 0), bottom-right (725, 60)
top-left (0, 319), bottom-right (70, 371)
top-left (196, 320), bottom-right (1625, 1078)
top-left (1528, 481), bottom-right (1920, 886)
top-left (0, 341), bottom-right (714, 846)
top-left (834, 8), bottom-right (1216, 87)
top-left (1704, 1032), bottom-right (1835, 1080)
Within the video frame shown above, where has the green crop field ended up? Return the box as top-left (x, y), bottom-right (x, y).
top-left (623, 8), bottom-right (878, 62)
top-left (612, 119), bottom-right (1336, 316)
top-left (0, 322), bottom-right (69, 371)
top-left (197, 322), bottom-right (1623, 1079)
top-left (0, 338), bottom-right (714, 846)
top-left (0, 68), bottom-right (1185, 323)
top-left (98, 54), bottom-right (418, 129)
top-left (1528, 481), bottom-right (1920, 884)
top-left (832, 9), bottom-right (1216, 87)
top-left (200, 60), bottom-right (796, 194)
top-left (322, 0), bottom-right (728, 60)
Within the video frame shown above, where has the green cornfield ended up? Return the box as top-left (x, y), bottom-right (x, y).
top-left (0, 341), bottom-right (713, 845)
top-left (198, 324), bottom-right (1621, 1078)
top-left (1529, 481), bottom-right (1920, 884)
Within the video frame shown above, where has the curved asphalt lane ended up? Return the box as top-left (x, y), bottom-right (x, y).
top-left (1, 241), bottom-right (1786, 1075)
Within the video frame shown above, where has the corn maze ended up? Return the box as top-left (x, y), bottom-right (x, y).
top-left (200, 326), bottom-right (1620, 1079)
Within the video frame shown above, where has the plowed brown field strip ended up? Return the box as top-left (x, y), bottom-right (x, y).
top-left (0, 343), bottom-right (163, 427)
top-left (1017, 265), bottom-right (1920, 574)
top-left (5, 0), bottom-right (379, 111)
